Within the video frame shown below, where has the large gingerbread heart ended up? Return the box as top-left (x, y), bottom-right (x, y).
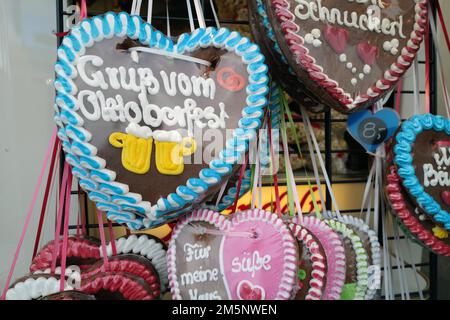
top-left (393, 114), bottom-right (450, 230)
top-left (264, 0), bottom-right (427, 113)
top-left (167, 209), bottom-right (298, 300)
top-left (54, 12), bottom-right (269, 230)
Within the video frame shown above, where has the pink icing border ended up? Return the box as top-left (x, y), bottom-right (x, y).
top-left (292, 216), bottom-right (346, 300)
top-left (289, 222), bottom-right (325, 300)
top-left (229, 209), bottom-right (298, 300)
top-left (268, 0), bottom-right (428, 112)
top-left (167, 209), bottom-right (298, 300)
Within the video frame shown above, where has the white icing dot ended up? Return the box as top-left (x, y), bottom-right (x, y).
top-left (383, 41), bottom-right (392, 52)
top-left (363, 64), bottom-right (371, 74)
top-left (351, 78), bottom-right (357, 86)
top-left (339, 54), bottom-right (347, 63)
top-left (359, 73), bottom-right (364, 80)
top-left (391, 48), bottom-right (399, 55)
top-left (312, 39), bottom-right (322, 47)
top-left (304, 34), bottom-right (314, 44)
top-left (352, 67), bottom-right (357, 74)
top-left (391, 38), bottom-right (399, 46)
top-left (311, 28), bottom-right (321, 38)
top-left (346, 62), bottom-right (353, 69)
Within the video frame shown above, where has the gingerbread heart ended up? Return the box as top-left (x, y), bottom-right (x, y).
top-left (54, 12), bottom-right (269, 230)
top-left (291, 216), bottom-right (346, 300)
top-left (393, 114), bottom-right (450, 230)
top-left (386, 164), bottom-right (450, 257)
top-left (167, 209), bottom-right (298, 300)
top-left (264, 0), bottom-right (428, 113)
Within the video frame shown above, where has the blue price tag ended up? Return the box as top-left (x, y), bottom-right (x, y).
top-left (347, 109), bottom-right (400, 153)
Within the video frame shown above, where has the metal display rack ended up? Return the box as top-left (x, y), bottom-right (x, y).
top-left (55, 0), bottom-right (441, 299)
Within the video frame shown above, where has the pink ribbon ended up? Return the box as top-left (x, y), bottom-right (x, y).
top-left (1, 128), bottom-right (58, 300)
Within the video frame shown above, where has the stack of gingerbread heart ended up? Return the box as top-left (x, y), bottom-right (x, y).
top-left (167, 208), bottom-right (381, 300)
top-left (5, 234), bottom-right (168, 300)
top-left (248, 0), bottom-right (428, 114)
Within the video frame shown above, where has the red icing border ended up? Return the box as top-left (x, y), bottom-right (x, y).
top-left (268, 0), bottom-right (428, 112)
top-left (386, 165), bottom-right (450, 256)
top-left (289, 222), bottom-right (325, 300)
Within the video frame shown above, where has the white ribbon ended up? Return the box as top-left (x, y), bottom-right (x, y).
top-left (301, 107), bottom-right (341, 218)
top-left (186, 0), bottom-right (195, 32)
top-left (128, 46), bottom-right (211, 66)
top-left (209, 0), bottom-right (221, 28)
top-left (192, 0), bottom-right (206, 29)
top-left (412, 59), bottom-right (421, 115)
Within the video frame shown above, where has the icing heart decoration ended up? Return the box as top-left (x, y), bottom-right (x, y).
top-left (167, 209), bottom-right (298, 300)
top-left (356, 42), bottom-right (379, 66)
top-left (323, 25), bottom-right (348, 54)
top-left (54, 12), bottom-right (269, 230)
top-left (393, 114), bottom-right (450, 230)
top-left (441, 191), bottom-right (450, 207)
top-left (237, 280), bottom-right (265, 300)
top-left (347, 108), bottom-right (400, 153)
top-left (265, 0), bottom-right (428, 113)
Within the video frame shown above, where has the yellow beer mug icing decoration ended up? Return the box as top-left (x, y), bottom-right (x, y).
top-left (153, 131), bottom-right (197, 176)
top-left (109, 123), bottom-right (153, 175)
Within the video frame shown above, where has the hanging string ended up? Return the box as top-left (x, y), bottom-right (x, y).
top-left (186, 0), bottom-right (196, 32)
top-left (215, 178), bottom-right (230, 209)
top-left (131, 0), bottom-right (143, 15)
top-left (129, 47), bottom-right (212, 67)
top-left (97, 210), bottom-right (110, 270)
top-left (165, 0), bottom-right (171, 38)
top-left (267, 111), bottom-right (282, 217)
top-left (1, 128), bottom-right (58, 300)
top-left (148, 0), bottom-right (153, 24)
top-left (395, 80), bottom-right (403, 114)
top-left (192, 0), bottom-right (206, 29)
top-left (405, 239), bottom-right (425, 300)
top-left (302, 108), bottom-right (341, 218)
top-left (32, 138), bottom-right (60, 258)
top-left (107, 220), bottom-right (117, 256)
top-left (436, 0), bottom-right (450, 52)
top-left (50, 163), bottom-right (71, 274)
top-left (209, 0), bottom-right (221, 28)
top-left (188, 224), bottom-right (256, 238)
top-left (59, 170), bottom-right (73, 292)
top-left (230, 154), bottom-right (248, 213)
top-left (429, 3), bottom-right (450, 117)
top-left (280, 107), bottom-right (303, 221)
top-left (79, 0), bottom-right (87, 20)
top-left (412, 59), bottom-right (421, 115)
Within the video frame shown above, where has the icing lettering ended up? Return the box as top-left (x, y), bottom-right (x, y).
top-left (75, 55), bottom-right (225, 133)
top-left (423, 147), bottom-right (450, 188)
top-left (183, 243), bottom-right (212, 262)
top-left (294, 0), bottom-right (406, 39)
top-left (180, 268), bottom-right (219, 286)
top-left (231, 251), bottom-right (272, 278)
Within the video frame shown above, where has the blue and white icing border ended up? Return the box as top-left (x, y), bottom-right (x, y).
top-left (394, 114), bottom-right (450, 229)
top-left (53, 12), bottom-right (269, 230)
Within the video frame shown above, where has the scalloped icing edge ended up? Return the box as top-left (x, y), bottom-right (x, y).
top-left (324, 211), bottom-right (381, 300)
top-left (167, 209), bottom-right (297, 300)
top-left (102, 234), bottom-right (169, 291)
top-left (324, 219), bottom-right (369, 300)
top-left (53, 11), bottom-right (270, 230)
top-left (268, 0), bottom-right (428, 112)
top-left (289, 222), bottom-right (325, 300)
top-left (5, 275), bottom-right (73, 300)
top-left (393, 114), bottom-right (450, 229)
top-left (386, 165), bottom-right (450, 257)
top-left (292, 215), bottom-right (346, 300)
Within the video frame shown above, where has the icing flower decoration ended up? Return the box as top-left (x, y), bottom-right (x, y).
top-left (432, 226), bottom-right (449, 240)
